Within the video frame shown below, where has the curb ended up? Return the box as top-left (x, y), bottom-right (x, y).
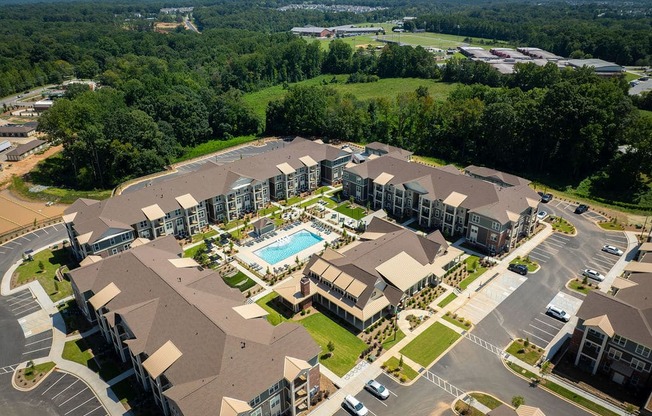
top-left (12, 363), bottom-right (57, 392)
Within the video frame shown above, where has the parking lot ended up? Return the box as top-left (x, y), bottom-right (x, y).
top-left (521, 292), bottom-right (583, 347)
top-left (544, 199), bottom-right (608, 222)
top-left (527, 233), bottom-right (572, 265)
top-left (0, 224), bottom-right (65, 257)
top-left (1, 290), bottom-right (41, 319)
top-left (35, 371), bottom-right (108, 416)
top-left (336, 373), bottom-right (401, 416)
top-left (583, 233), bottom-right (628, 279)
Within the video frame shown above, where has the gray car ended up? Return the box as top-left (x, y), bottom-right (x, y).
top-left (364, 379), bottom-right (390, 400)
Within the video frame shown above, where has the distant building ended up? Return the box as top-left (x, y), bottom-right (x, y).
top-left (0, 140), bottom-right (11, 153)
top-left (517, 47), bottom-right (562, 61)
top-left (290, 26), bottom-right (333, 38)
top-left (290, 25), bottom-right (384, 38)
top-left (160, 7), bottom-right (194, 14)
top-left (5, 139), bottom-right (48, 161)
top-left (458, 46), bottom-right (495, 60)
top-left (33, 99), bottom-right (54, 113)
top-left (0, 122), bottom-right (38, 138)
top-left (566, 59), bottom-right (624, 76)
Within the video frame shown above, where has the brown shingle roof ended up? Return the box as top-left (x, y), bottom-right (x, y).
top-left (6, 139), bottom-right (46, 157)
top-left (465, 165), bottom-right (530, 187)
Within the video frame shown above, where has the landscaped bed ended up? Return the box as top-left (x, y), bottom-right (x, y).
top-left (598, 220), bottom-right (624, 231)
top-left (442, 312), bottom-right (471, 330)
top-left (383, 356), bottom-right (419, 383)
top-left (506, 338), bottom-right (543, 366)
top-left (12, 246), bottom-right (75, 302)
top-left (568, 278), bottom-right (597, 295)
top-left (14, 361), bottom-right (56, 388)
top-left (460, 256), bottom-right (487, 290)
top-left (510, 255), bottom-right (539, 272)
top-left (547, 216), bottom-right (576, 234)
top-left (400, 322), bottom-right (460, 367)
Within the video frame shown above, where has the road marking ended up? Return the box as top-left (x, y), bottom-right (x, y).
top-left (42, 228), bottom-right (49, 235)
top-left (422, 370), bottom-right (466, 398)
top-left (52, 379), bottom-right (78, 399)
top-left (522, 330), bottom-right (550, 344)
top-left (388, 389), bottom-right (398, 397)
top-left (596, 252), bottom-right (618, 261)
top-left (533, 318), bottom-right (562, 330)
top-left (529, 323), bottom-right (556, 337)
top-left (370, 396), bottom-right (388, 407)
top-left (551, 234), bottom-right (571, 242)
top-left (527, 254), bottom-right (548, 263)
top-left (530, 250), bottom-right (551, 258)
top-left (81, 405), bottom-right (104, 416)
top-left (42, 374), bottom-right (67, 395)
top-left (22, 346), bottom-right (51, 355)
top-left (25, 336), bottom-right (52, 346)
top-left (545, 240), bottom-right (566, 248)
top-left (52, 225), bottom-right (60, 231)
top-left (8, 297), bottom-right (33, 306)
top-left (12, 303), bottom-right (39, 313)
top-left (65, 397), bottom-right (96, 415)
top-left (591, 257), bottom-right (614, 267)
top-left (59, 386), bottom-right (88, 407)
top-left (464, 333), bottom-right (504, 356)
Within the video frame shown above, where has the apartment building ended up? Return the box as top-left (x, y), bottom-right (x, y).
top-left (342, 156), bottom-right (539, 254)
top-left (64, 138), bottom-right (352, 260)
top-left (570, 251), bottom-right (652, 391)
top-left (67, 236), bottom-right (321, 416)
top-left (275, 218), bottom-right (463, 330)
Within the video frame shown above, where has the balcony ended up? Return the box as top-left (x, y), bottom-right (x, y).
top-left (581, 343), bottom-right (601, 360)
top-left (586, 331), bottom-right (605, 345)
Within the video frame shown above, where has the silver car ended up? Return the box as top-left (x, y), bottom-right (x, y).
top-left (547, 306), bottom-right (570, 322)
top-left (364, 379), bottom-right (390, 400)
top-left (583, 269), bottom-right (605, 282)
top-left (602, 245), bottom-right (623, 256)
top-left (343, 395), bottom-right (368, 416)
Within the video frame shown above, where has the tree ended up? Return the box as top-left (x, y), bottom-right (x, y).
top-left (38, 260), bottom-right (45, 273)
top-left (398, 355), bottom-right (404, 369)
top-left (511, 396), bottom-right (525, 408)
top-left (323, 40), bottom-right (352, 74)
top-left (327, 340), bottom-right (335, 353)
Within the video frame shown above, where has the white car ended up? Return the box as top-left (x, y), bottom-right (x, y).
top-left (602, 245), bottom-right (623, 256)
top-left (547, 306), bottom-right (570, 322)
top-left (343, 395), bottom-right (368, 416)
top-left (583, 269), bottom-right (605, 282)
top-left (536, 211), bottom-right (548, 220)
top-left (364, 379), bottom-right (390, 400)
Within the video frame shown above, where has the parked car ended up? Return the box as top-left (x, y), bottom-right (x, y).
top-left (508, 263), bottom-right (528, 276)
top-left (343, 395), bottom-right (368, 416)
top-left (536, 210), bottom-right (548, 221)
top-left (364, 380), bottom-right (390, 400)
top-left (583, 269), bottom-right (605, 282)
top-left (602, 245), bottom-right (623, 256)
top-left (547, 305), bottom-right (570, 322)
top-left (540, 193), bottom-right (553, 203)
top-left (574, 204), bottom-right (589, 214)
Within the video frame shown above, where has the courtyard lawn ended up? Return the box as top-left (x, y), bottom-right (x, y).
top-left (62, 339), bottom-right (93, 366)
top-left (506, 339), bottom-right (543, 366)
top-left (334, 203), bottom-right (366, 220)
top-left (258, 205), bottom-right (280, 216)
top-left (183, 243), bottom-right (206, 259)
top-left (298, 313), bottom-right (367, 377)
top-left (459, 256), bottom-right (487, 290)
top-left (442, 314), bottom-right (471, 330)
top-left (256, 293), bottom-right (289, 326)
top-left (400, 322), bottom-right (460, 367)
top-left (286, 195), bottom-right (302, 206)
top-left (13, 247), bottom-right (73, 302)
top-left (437, 293), bottom-right (458, 308)
top-left (222, 271), bottom-right (256, 292)
top-left (381, 329), bottom-right (406, 351)
top-left (191, 229), bottom-right (218, 243)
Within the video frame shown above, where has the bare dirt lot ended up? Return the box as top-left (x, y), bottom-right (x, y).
top-left (0, 144), bottom-right (61, 186)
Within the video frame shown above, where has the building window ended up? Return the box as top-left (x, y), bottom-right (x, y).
top-left (613, 335), bottom-right (627, 347)
top-left (490, 234), bottom-right (498, 242)
top-left (636, 344), bottom-right (651, 358)
top-left (268, 381), bottom-right (280, 394)
top-left (123, 244), bottom-right (130, 251)
top-left (492, 222), bottom-right (500, 231)
top-left (176, 218), bottom-right (184, 226)
top-left (175, 209), bottom-right (182, 216)
top-left (250, 396), bottom-right (261, 407)
top-left (93, 243), bottom-right (100, 251)
top-left (139, 220), bottom-right (148, 228)
top-left (250, 407), bottom-right (262, 416)
top-left (198, 211), bottom-right (205, 219)
top-left (630, 358), bottom-right (646, 372)
top-left (470, 214), bottom-right (480, 223)
top-left (111, 248), bottom-right (118, 255)
top-left (608, 348), bottom-right (622, 361)
top-left (110, 238), bottom-right (115, 245)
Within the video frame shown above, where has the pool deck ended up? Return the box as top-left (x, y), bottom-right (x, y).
top-left (235, 220), bottom-right (340, 274)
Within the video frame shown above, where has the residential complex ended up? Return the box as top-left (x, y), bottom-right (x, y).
top-left (67, 236), bottom-right (321, 416)
top-left (342, 154), bottom-right (540, 255)
top-left (570, 244), bottom-right (652, 391)
top-left (275, 217), bottom-right (462, 330)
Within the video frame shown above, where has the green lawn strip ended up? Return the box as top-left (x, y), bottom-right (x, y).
top-left (412, 155), bottom-right (463, 168)
top-left (255, 293), bottom-right (289, 326)
top-left (62, 339), bottom-right (93, 366)
top-left (315, 186), bottom-right (332, 195)
top-left (173, 135), bottom-right (257, 163)
top-left (299, 197), bottom-right (320, 208)
top-left (383, 356), bottom-right (419, 381)
top-left (506, 362), bottom-right (619, 416)
top-left (442, 314), bottom-right (471, 330)
top-left (437, 293), bottom-right (458, 308)
top-left (470, 392), bottom-right (502, 410)
top-left (506, 339), bottom-right (543, 366)
top-left (510, 256), bottom-right (539, 272)
top-left (334, 203), bottom-right (366, 220)
top-left (191, 229), bottom-right (218, 243)
top-left (183, 243), bottom-right (206, 259)
top-left (222, 271), bottom-right (256, 292)
top-left (14, 248), bottom-right (73, 302)
top-left (224, 218), bottom-right (244, 230)
top-left (24, 362), bottom-right (56, 381)
top-left (460, 256), bottom-right (487, 290)
top-left (598, 221), bottom-right (625, 231)
top-left (298, 313), bottom-right (366, 377)
top-left (285, 195), bottom-right (302, 206)
top-left (400, 322), bottom-right (461, 367)
top-left (10, 175), bottom-right (112, 204)
top-left (568, 279), bottom-right (593, 295)
top-left (381, 329), bottom-right (406, 351)
top-left (258, 205), bottom-right (280, 216)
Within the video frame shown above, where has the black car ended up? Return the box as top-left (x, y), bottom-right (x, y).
top-left (508, 263), bottom-right (528, 275)
top-left (540, 193), bottom-right (553, 203)
top-left (574, 204), bottom-right (589, 214)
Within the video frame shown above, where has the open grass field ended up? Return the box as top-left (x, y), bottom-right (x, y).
top-left (243, 75), bottom-right (458, 121)
top-left (298, 312), bottom-right (367, 377)
top-left (400, 322), bottom-right (460, 367)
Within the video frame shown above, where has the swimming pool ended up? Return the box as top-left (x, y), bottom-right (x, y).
top-left (254, 230), bottom-right (324, 265)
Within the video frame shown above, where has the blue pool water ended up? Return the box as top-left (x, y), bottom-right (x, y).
top-left (254, 230), bottom-right (324, 264)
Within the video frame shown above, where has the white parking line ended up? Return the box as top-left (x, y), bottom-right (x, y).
top-left (42, 374), bottom-right (66, 395)
top-left (388, 389), bottom-right (398, 397)
top-left (22, 346), bottom-right (51, 355)
top-left (522, 330), bottom-right (550, 344)
top-left (533, 318), bottom-right (562, 330)
top-left (25, 337), bottom-right (52, 346)
top-left (529, 323), bottom-right (556, 337)
top-left (528, 255), bottom-right (547, 263)
top-left (42, 228), bottom-right (49, 235)
top-left (8, 296), bottom-right (33, 306)
top-left (551, 234), bottom-right (571, 241)
top-left (371, 396), bottom-right (388, 407)
top-left (545, 241), bottom-right (566, 248)
top-left (368, 410), bottom-right (379, 416)
top-left (12, 303), bottom-right (39, 313)
top-left (52, 380), bottom-right (78, 399)
top-left (529, 251), bottom-right (550, 259)
top-left (65, 396), bottom-right (96, 415)
top-left (59, 386), bottom-right (89, 407)
top-left (81, 405), bottom-right (103, 416)
top-left (52, 225), bottom-right (60, 231)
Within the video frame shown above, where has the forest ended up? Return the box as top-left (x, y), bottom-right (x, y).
top-left (0, 0), bottom-right (651, 208)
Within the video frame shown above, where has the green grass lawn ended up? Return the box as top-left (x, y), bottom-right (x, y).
top-left (183, 243), bottom-right (206, 259)
top-left (173, 135), bottom-right (257, 163)
top-left (459, 256), bottom-right (487, 290)
top-left (381, 329), bottom-right (406, 351)
top-left (258, 205), bottom-right (280, 216)
top-left (568, 279), bottom-right (594, 295)
top-left (506, 339), bottom-right (543, 366)
top-left (13, 248), bottom-right (73, 302)
top-left (298, 313), bottom-right (367, 377)
top-left (470, 393), bottom-right (502, 410)
top-left (548, 216), bottom-right (576, 234)
top-left (437, 293), bottom-right (458, 308)
top-left (510, 256), bottom-right (539, 272)
top-left (334, 202), bottom-right (366, 220)
top-left (412, 155), bottom-right (460, 167)
top-left (62, 339), bottom-right (93, 366)
top-left (191, 229), bottom-right (218, 243)
top-left (400, 322), bottom-right (460, 367)
top-left (222, 271), bottom-right (256, 292)
top-left (598, 221), bottom-right (625, 231)
top-left (24, 362), bottom-right (56, 381)
top-left (300, 197), bottom-right (337, 209)
top-left (442, 314), bottom-right (471, 330)
top-left (384, 356), bottom-right (419, 381)
top-left (11, 174), bottom-right (112, 204)
top-left (256, 293), bottom-right (290, 326)
top-left (243, 75), bottom-right (458, 121)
